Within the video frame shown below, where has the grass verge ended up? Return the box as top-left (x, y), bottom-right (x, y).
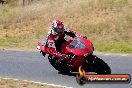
top-left (0, 78), bottom-right (63, 88)
top-left (0, 0), bottom-right (132, 54)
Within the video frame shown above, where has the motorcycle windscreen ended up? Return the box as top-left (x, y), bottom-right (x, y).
top-left (66, 38), bottom-right (90, 56)
top-left (67, 39), bottom-right (86, 49)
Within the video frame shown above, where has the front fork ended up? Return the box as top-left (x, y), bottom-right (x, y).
top-left (78, 54), bottom-right (94, 74)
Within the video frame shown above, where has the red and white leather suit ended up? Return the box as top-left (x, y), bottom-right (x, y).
top-left (45, 28), bottom-right (76, 59)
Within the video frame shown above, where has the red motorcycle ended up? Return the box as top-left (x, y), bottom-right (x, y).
top-left (37, 34), bottom-right (111, 74)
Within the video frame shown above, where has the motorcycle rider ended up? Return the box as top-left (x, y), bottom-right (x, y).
top-left (44, 19), bottom-right (77, 60)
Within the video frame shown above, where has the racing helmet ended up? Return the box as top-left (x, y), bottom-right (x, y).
top-left (52, 19), bottom-right (64, 34)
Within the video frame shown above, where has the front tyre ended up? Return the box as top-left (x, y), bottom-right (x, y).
top-left (93, 55), bottom-right (111, 74)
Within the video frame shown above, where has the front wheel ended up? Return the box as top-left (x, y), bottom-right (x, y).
top-left (93, 55), bottom-right (111, 74)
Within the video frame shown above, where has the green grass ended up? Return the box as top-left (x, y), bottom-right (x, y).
top-left (93, 41), bottom-right (132, 53)
top-left (0, 34), bottom-right (38, 49)
top-left (0, 0), bottom-right (132, 54)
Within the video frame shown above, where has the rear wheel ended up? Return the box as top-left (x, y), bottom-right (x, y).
top-left (48, 55), bottom-right (58, 70)
top-left (48, 55), bottom-right (71, 74)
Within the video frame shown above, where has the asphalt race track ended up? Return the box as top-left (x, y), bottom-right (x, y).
top-left (0, 50), bottom-right (132, 88)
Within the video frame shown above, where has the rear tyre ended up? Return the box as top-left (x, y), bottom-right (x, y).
top-left (48, 55), bottom-right (59, 70)
top-left (48, 55), bottom-right (71, 74)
